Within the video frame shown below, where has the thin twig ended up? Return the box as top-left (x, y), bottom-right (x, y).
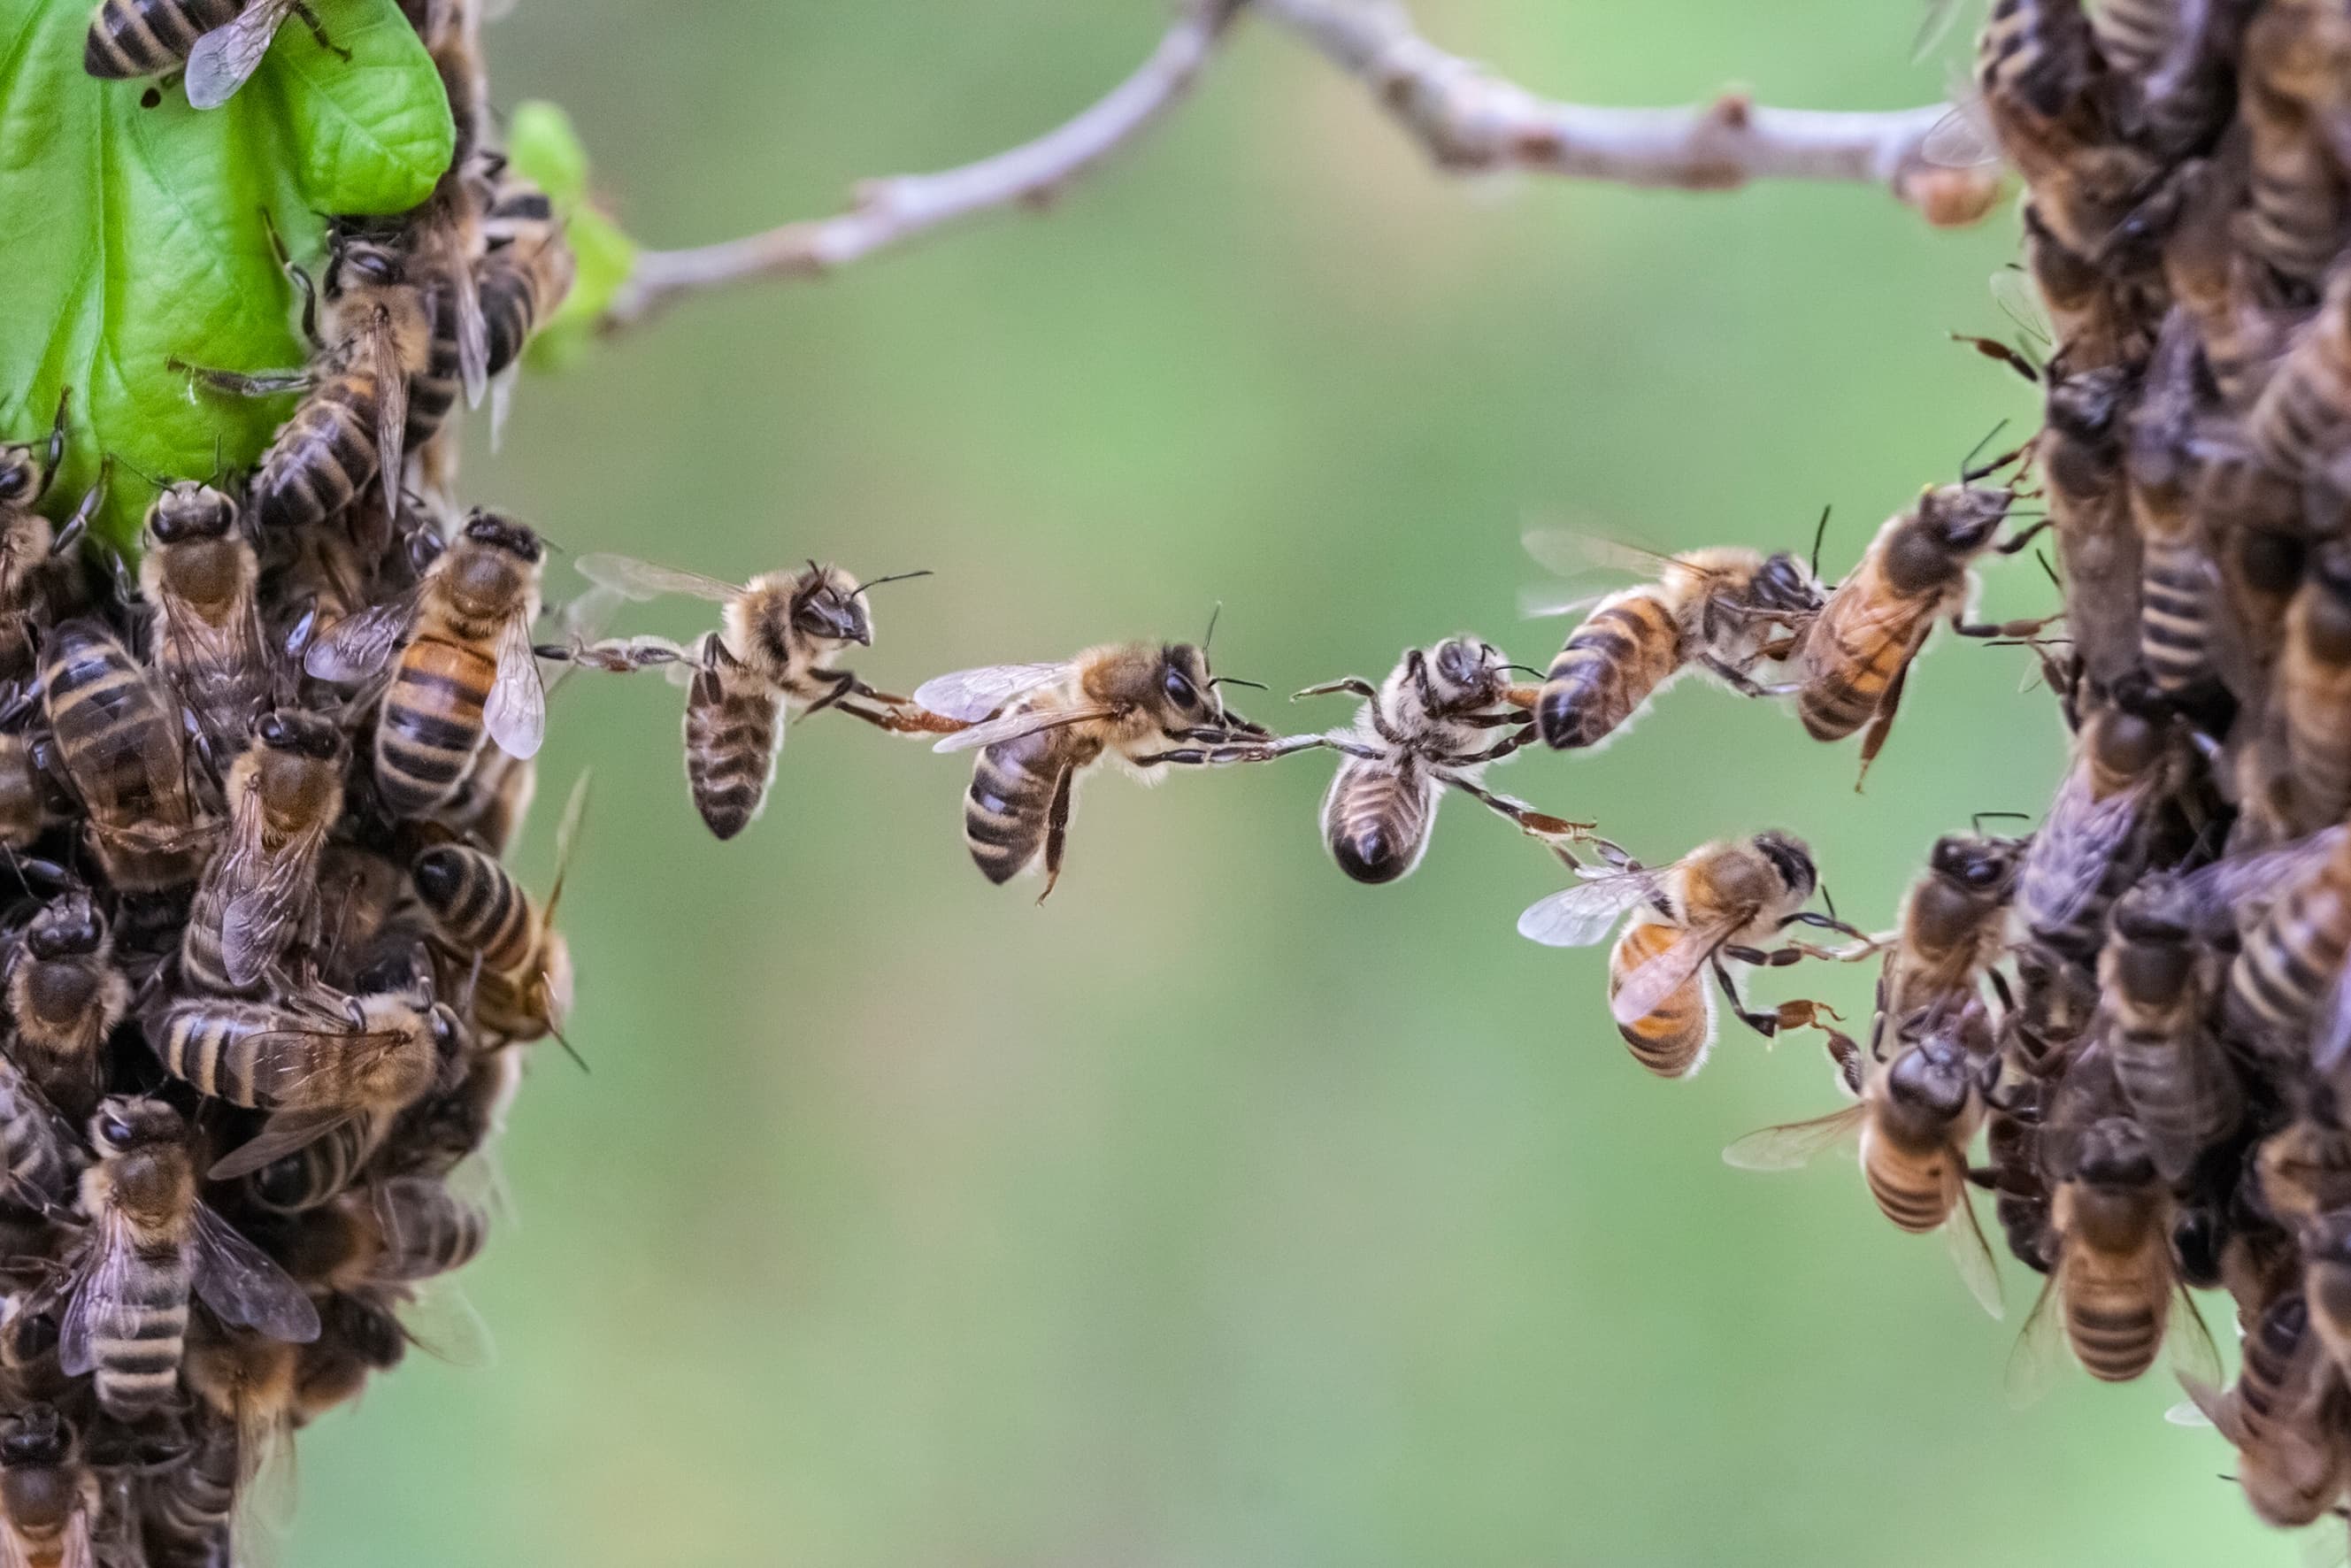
top-left (603, 1), bottom-right (1245, 327)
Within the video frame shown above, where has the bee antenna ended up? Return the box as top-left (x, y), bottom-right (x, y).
top-left (107, 450), bottom-right (165, 490)
top-left (549, 1024), bottom-right (590, 1074)
top-left (1971, 811), bottom-right (2031, 834)
top-left (1809, 504), bottom-right (1832, 580)
top-left (1502, 662), bottom-right (1548, 680)
top-left (1817, 880), bottom-right (1840, 924)
top-left (1202, 602), bottom-right (1222, 656)
top-left (848, 569), bottom-right (933, 599)
top-left (1210, 676), bottom-right (1267, 692)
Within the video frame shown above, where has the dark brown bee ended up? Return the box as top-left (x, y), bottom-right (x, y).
top-left (2128, 314), bottom-right (2222, 700)
top-left (0, 1054), bottom-right (81, 1219)
top-left (293, 1293), bottom-right (406, 1425)
top-left (2206, 826), bottom-right (2351, 1059)
top-left (0, 1403), bottom-right (94, 1568)
top-left (2235, 0), bottom-right (2351, 294)
top-left (4, 892), bottom-right (127, 1126)
top-left (1973, 0), bottom-right (2165, 258)
top-left (39, 620), bottom-right (213, 892)
top-left (2015, 680), bottom-right (2177, 957)
top-left (2097, 884), bottom-right (2240, 1184)
top-left (0, 730), bottom-right (52, 853)
top-left (0, 391), bottom-right (100, 685)
top-left (139, 479), bottom-right (275, 762)
top-left (2249, 267), bottom-right (2351, 480)
top-left (141, 1395), bottom-right (240, 1568)
top-left (2179, 1288), bottom-right (2350, 1528)
top-left (1879, 831), bottom-right (2026, 1020)
top-left (2271, 542), bottom-right (2351, 834)
top-left (2039, 361), bottom-right (2141, 688)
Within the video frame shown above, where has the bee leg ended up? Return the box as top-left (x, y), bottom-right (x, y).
top-left (1406, 648), bottom-right (1438, 711)
top-left (48, 456), bottom-right (107, 560)
top-left (1036, 765), bottom-right (1076, 905)
top-left (165, 361), bottom-right (315, 401)
top-left (1709, 957), bottom-right (1784, 1040)
top-left (800, 669), bottom-right (858, 720)
top-left (1853, 660), bottom-right (1910, 791)
top-left (1953, 613), bottom-right (2063, 638)
top-left (1986, 967), bottom-right (2018, 1018)
top-left (1292, 676), bottom-right (1379, 702)
top-left (1437, 772), bottom-right (1594, 843)
top-left (1776, 908), bottom-right (1878, 949)
top-left (288, 1), bottom-right (355, 62)
top-left (1133, 734), bottom-right (1332, 766)
top-left (32, 388), bottom-right (67, 505)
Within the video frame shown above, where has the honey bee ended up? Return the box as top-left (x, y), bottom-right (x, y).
top-left (138, 480), bottom-right (276, 762)
top-left (159, 988), bottom-right (450, 1177)
top-left (1292, 637), bottom-right (1588, 884)
top-left (0, 391), bottom-right (101, 683)
top-left (477, 169), bottom-right (575, 385)
top-left (292, 1293), bottom-right (405, 1425)
top-left (2094, 0), bottom-right (2245, 156)
top-left (917, 639), bottom-right (1291, 900)
top-left (2098, 883), bottom-right (2240, 1184)
top-left (1521, 533), bottom-right (1822, 751)
top-left (2259, 1094), bottom-right (2351, 1227)
top-left (375, 1043), bottom-right (519, 1188)
top-left (1791, 454), bottom-right (2045, 783)
top-left (2162, 149), bottom-right (2286, 410)
top-left (1879, 828), bottom-right (2027, 1020)
top-left (412, 772), bottom-right (587, 1047)
top-left (2019, 203), bottom-right (2150, 370)
top-left (85, 0), bottom-right (349, 106)
top-left (0, 1055), bottom-right (82, 1219)
top-left (2250, 267), bottom-right (2351, 481)
top-left (59, 1097), bottom-right (318, 1420)
top-left (4, 892), bottom-right (128, 1125)
top-left (572, 554), bottom-right (930, 841)
top-left (304, 509), bottom-right (545, 818)
top-left (2015, 678), bottom-right (2178, 957)
top-left (2269, 541), bottom-right (2351, 834)
top-left (2194, 826), bottom-right (2351, 1061)
top-left (2039, 360), bottom-right (2142, 688)
top-left (1725, 1003), bottom-right (2006, 1318)
top-left (1972, 0), bottom-right (2168, 258)
top-left (181, 711), bottom-right (345, 995)
top-left (1517, 832), bottom-right (1861, 1079)
top-left (141, 1395), bottom-right (240, 1568)
top-left (2009, 1114), bottom-right (2221, 1395)
top-left (310, 842), bottom-right (405, 987)
top-left (287, 1178), bottom-right (489, 1289)
top-left (39, 619), bottom-right (213, 892)
top-left (0, 1403), bottom-right (93, 1568)
top-left (0, 729), bottom-right (52, 854)
top-left (2129, 313), bottom-right (2224, 703)
top-left (2178, 1288), bottom-right (2350, 1528)
top-left (2300, 1208), bottom-right (2351, 1380)
top-left (269, 519), bottom-right (370, 672)
top-left (173, 1323), bottom-right (297, 1539)
top-left (2235, 0), bottom-right (2351, 296)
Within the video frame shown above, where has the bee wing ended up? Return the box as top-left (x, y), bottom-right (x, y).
top-left (1990, 263), bottom-right (2055, 351)
top-left (1720, 1103), bottom-right (1863, 1171)
top-left (2002, 1270), bottom-right (2067, 1409)
top-left (208, 1105), bottom-right (367, 1181)
top-left (1521, 528), bottom-right (1685, 580)
top-left (385, 1279), bottom-right (496, 1368)
top-left (1611, 916), bottom-right (1741, 1029)
top-left (1922, 87), bottom-right (2000, 170)
top-left (1517, 585), bottom-right (1614, 621)
top-left (484, 611), bottom-right (548, 759)
top-left (448, 237), bottom-right (490, 408)
top-left (183, 0), bottom-right (294, 109)
top-left (189, 1202), bottom-right (319, 1343)
top-left (56, 1212), bottom-right (136, 1378)
top-left (1515, 870), bottom-right (1659, 948)
top-left (222, 823), bottom-right (330, 989)
top-left (573, 553), bottom-right (741, 605)
top-left (1912, 0), bottom-right (1964, 59)
top-left (366, 315), bottom-right (410, 509)
top-left (303, 591), bottom-right (418, 683)
top-left (2165, 1284), bottom-right (2224, 1391)
top-left (2164, 826), bottom-right (2350, 935)
top-left (910, 663), bottom-right (1073, 724)
top-left (2017, 768), bottom-right (2151, 930)
top-left (930, 704), bottom-right (1117, 754)
top-left (1945, 1184), bottom-right (2005, 1321)
top-left (158, 586), bottom-right (269, 701)
top-left (2172, 1362), bottom-right (2246, 1443)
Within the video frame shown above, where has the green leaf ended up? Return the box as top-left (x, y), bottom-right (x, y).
top-left (0, 0), bottom-right (454, 554)
top-left (507, 98), bottom-right (638, 370)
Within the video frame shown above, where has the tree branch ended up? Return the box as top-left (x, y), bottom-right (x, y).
top-left (1257, 0), bottom-right (1991, 225)
top-left (603, 0), bottom-right (1245, 327)
top-left (602, 0), bottom-right (1987, 329)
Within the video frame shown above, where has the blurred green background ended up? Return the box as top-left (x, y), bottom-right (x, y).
top-left (286, 1), bottom-right (2288, 1564)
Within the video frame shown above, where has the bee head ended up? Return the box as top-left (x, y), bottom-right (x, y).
top-left (1748, 829), bottom-right (1817, 903)
top-left (145, 480), bottom-right (237, 545)
top-left (326, 233), bottom-right (408, 296)
top-left (1748, 550), bottom-right (1822, 614)
top-left (25, 893), bottom-right (104, 961)
top-left (1154, 643), bottom-right (1214, 720)
top-left (1926, 832), bottom-right (2022, 895)
top-left (461, 509), bottom-right (542, 564)
top-left (1884, 1029), bottom-right (1976, 1122)
top-left (788, 565), bottom-right (872, 648)
top-left (253, 708), bottom-right (345, 764)
top-left (0, 443), bottom-right (41, 507)
top-left (0, 1404), bottom-right (65, 1468)
top-left (1907, 482), bottom-right (2015, 571)
top-left (88, 1095), bottom-right (183, 1157)
top-left (1427, 636), bottom-right (1502, 701)
top-left (2074, 1115), bottom-right (2156, 1188)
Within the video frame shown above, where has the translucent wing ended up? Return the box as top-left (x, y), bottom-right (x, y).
top-left (574, 553), bottom-right (741, 605)
top-left (2017, 766), bottom-right (2152, 931)
top-left (2004, 1271), bottom-right (2067, 1408)
top-left (1722, 1104), bottom-right (1863, 1171)
top-left (2163, 1397), bottom-right (2214, 1427)
top-left (930, 705), bottom-right (1112, 755)
top-left (910, 663), bottom-right (1072, 723)
top-left (365, 316), bottom-right (410, 520)
top-left (1517, 585), bottom-right (1614, 621)
top-left (383, 1280), bottom-right (496, 1369)
top-left (1946, 1185), bottom-right (2005, 1320)
top-left (190, 1203), bottom-right (320, 1343)
top-left (220, 821), bottom-right (329, 989)
top-left (56, 1215), bottom-right (137, 1377)
top-left (447, 237), bottom-right (489, 408)
top-left (1521, 528), bottom-right (1690, 581)
top-left (183, 0), bottom-right (294, 109)
top-left (484, 611), bottom-right (548, 759)
top-left (2166, 1287), bottom-right (2223, 1391)
top-left (1912, 0), bottom-right (1965, 61)
top-left (2172, 1364), bottom-right (2243, 1442)
top-left (1923, 85), bottom-right (2001, 170)
top-left (2163, 826), bottom-right (2347, 935)
top-left (303, 593), bottom-right (417, 683)
top-left (1611, 917), bottom-right (1741, 1029)
top-left (1515, 870), bottom-right (1660, 948)
top-left (1991, 263), bottom-right (2055, 350)
top-left (209, 1108), bottom-right (365, 1181)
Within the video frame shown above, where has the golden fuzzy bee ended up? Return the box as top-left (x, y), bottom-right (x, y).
top-left (1522, 533), bottom-right (1822, 751)
top-left (412, 772), bottom-right (588, 1047)
top-left (4, 892), bottom-right (128, 1126)
top-left (181, 711), bottom-right (346, 995)
top-left (917, 638), bottom-right (1290, 900)
top-left (2097, 883), bottom-right (2240, 1185)
top-left (85, 0), bottom-right (347, 106)
top-left (1725, 1003), bottom-right (2005, 1318)
top-left (1293, 636), bottom-right (1587, 885)
top-left (2178, 1288), bottom-right (2349, 1528)
top-left (1878, 828), bottom-right (2027, 1021)
top-left (570, 554), bottom-right (929, 840)
top-left (1516, 832), bottom-right (1860, 1080)
top-left (138, 480), bottom-right (276, 762)
top-left (58, 1097), bottom-right (318, 1421)
top-left (305, 509), bottom-right (546, 817)
top-left (39, 619), bottom-right (214, 893)
top-left (0, 1403), bottom-right (94, 1568)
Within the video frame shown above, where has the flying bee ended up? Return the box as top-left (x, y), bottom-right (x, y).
top-left (178, 223), bottom-right (428, 534)
top-left (2098, 883), bottom-right (2240, 1185)
top-left (2235, 0), bottom-right (2351, 296)
top-left (412, 772), bottom-right (587, 1048)
top-left (0, 1404), bottom-right (94, 1568)
top-left (39, 619), bottom-right (213, 892)
top-left (2009, 1115), bottom-right (2221, 1395)
top-left (1519, 532), bottom-right (1822, 751)
top-left (159, 988), bottom-right (452, 1177)
top-left (138, 479), bottom-right (276, 761)
top-left (2178, 1289), bottom-right (2350, 1528)
top-left (1725, 1003), bottom-right (2006, 1318)
top-left (1879, 828), bottom-right (2027, 1020)
top-left (1292, 637), bottom-right (1589, 884)
top-left (305, 509), bottom-right (546, 817)
top-left (59, 1097), bottom-right (318, 1420)
top-left (181, 711), bottom-right (345, 995)
top-left (917, 637), bottom-right (1300, 901)
top-left (85, 0), bottom-right (347, 106)
top-left (571, 554), bottom-right (931, 841)
top-left (1791, 452), bottom-right (2048, 784)
top-left (4, 892), bottom-right (128, 1125)
top-left (2015, 677), bottom-right (2178, 957)
top-left (1517, 832), bottom-right (1864, 1079)
top-left (2249, 266), bottom-right (2351, 481)
top-left (0, 391), bottom-right (101, 684)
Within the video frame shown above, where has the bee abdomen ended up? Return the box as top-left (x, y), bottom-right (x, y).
top-left (2231, 889), bottom-right (2349, 1033)
top-left (1609, 921), bottom-right (1709, 1079)
top-left (83, 0), bottom-right (243, 77)
top-left (2138, 544), bottom-right (2216, 692)
top-left (144, 1419), bottom-right (237, 1563)
top-left (413, 846), bottom-right (531, 968)
top-left (377, 1181), bottom-right (488, 1279)
top-left (1320, 758), bottom-right (1433, 885)
top-left (964, 741), bottom-right (1056, 885)
top-left (2254, 355), bottom-right (2351, 479)
top-left (93, 1258), bottom-right (191, 1417)
top-left (2064, 1292), bottom-right (2163, 1381)
top-left (1537, 594), bottom-right (1679, 749)
top-left (480, 266), bottom-right (547, 380)
top-left (253, 383), bottom-right (380, 532)
top-left (1863, 1162), bottom-right (1953, 1234)
top-left (403, 281), bottom-right (464, 448)
top-left (376, 638), bottom-right (494, 817)
top-left (1798, 613), bottom-right (1917, 742)
top-left (682, 666), bottom-right (780, 842)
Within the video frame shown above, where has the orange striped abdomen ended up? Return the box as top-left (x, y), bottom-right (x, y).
top-left (1608, 919), bottom-right (1710, 1078)
top-left (2280, 649), bottom-right (2351, 826)
top-left (375, 636), bottom-right (492, 817)
top-left (1536, 589), bottom-right (1683, 749)
top-left (252, 373), bottom-right (386, 532)
top-left (1796, 584), bottom-right (1930, 742)
top-left (1861, 1136), bottom-right (1960, 1234)
top-left (1319, 755), bottom-right (1435, 885)
top-left (2231, 867), bottom-right (2351, 1036)
top-left (2061, 1245), bottom-right (2168, 1381)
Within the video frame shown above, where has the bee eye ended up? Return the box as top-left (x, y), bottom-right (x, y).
top-left (97, 1115), bottom-right (133, 1146)
top-left (1163, 670), bottom-right (1196, 709)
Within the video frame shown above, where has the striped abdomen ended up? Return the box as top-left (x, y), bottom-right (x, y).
top-left (1796, 580), bottom-right (1932, 742)
top-left (83, 0), bottom-right (244, 77)
top-left (2058, 1231), bottom-right (2169, 1382)
top-left (963, 713), bottom-right (1072, 884)
top-left (376, 635), bottom-right (494, 817)
top-left (1608, 918), bottom-right (1710, 1079)
top-left (249, 1112), bottom-right (387, 1213)
top-left (2137, 535), bottom-right (2217, 694)
top-left (480, 248), bottom-right (564, 378)
top-left (2240, 3), bottom-right (2351, 288)
top-left (2251, 315), bottom-right (2351, 480)
top-left (370, 1180), bottom-right (488, 1280)
top-left (412, 844), bottom-right (533, 970)
top-left (2279, 651), bottom-right (2351, 827)
top-left (1319, 755), bottom-right (1435, 885)
top-left (683, 646), bottom-right (780, 841)
top-left (2231, 867), bottom-right (2351, 1038)
top-left (2110, 1026), bottom-right (2235, 1180)
top-left (1535, 588), bottom-right (1682, 749)
top-left (158, 1003), bottom-right (325, 1110)
top-left (0, 1067), bottom-right (76, 1211)
top-left (142, 1416), bottom-right (236, 1565)
top-left (42, 624), bottom-right (203, 889)
top-left (0, 734), bottom-right (43, 849)
top-left (1859, 1132), bottom-right (1958, 1235)
top-left (91, 1249), bottom-right (192, 1418)
top-left (2086, 0), bottom-right (2172, 79)
top-left (403, 278), bottom-right (464, 449)
top-left (251, 372), bottom-right (388, 532)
